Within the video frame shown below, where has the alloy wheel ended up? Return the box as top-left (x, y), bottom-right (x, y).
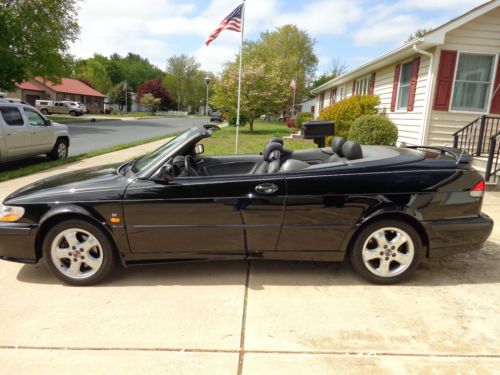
top-left (57, 142), bottom-right (67, 158)
top-left (50, 228), bottom-right (104, 280)
top-left (361, 227), bottom-right (415, 278)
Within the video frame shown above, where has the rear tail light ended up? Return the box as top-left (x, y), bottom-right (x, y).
top-left (470, 180), bottom-right (485, 198)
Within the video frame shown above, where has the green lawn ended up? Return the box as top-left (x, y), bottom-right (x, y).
top-left (203, 120), bottom-right (313, 155)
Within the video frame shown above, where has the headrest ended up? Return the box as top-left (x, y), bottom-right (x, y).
top-left (331, 137), bottom-right (346, 156)
top-left (267, 137), bottom-right (284, 145)
top-left (342, 141), bottom-right (363, 160)
top-left (263, 142), bottom-right (283, 161)
top-left (172, 155), bottom-right (185, 166)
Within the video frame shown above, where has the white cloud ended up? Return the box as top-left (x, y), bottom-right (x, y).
top-left (400, 0), bottom-right (487, 12)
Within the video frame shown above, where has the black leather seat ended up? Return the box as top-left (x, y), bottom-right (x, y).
top-left (328, 137), bottom-right (346, 162)
top-left (255, 142), bottom-right (291, 174)
top-left (342, 141), bottom-right (363, 160)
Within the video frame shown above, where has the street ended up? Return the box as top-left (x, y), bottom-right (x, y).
top-left (67, 117), bottom-right (206, 156)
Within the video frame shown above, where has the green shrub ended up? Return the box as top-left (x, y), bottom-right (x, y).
top-left (348, 115), bottom-right (398, 145)
top-left (295, 111), bottom-right (314, 130)
top-left (228, 113), bottom-right (249, 126)
top-left (319, 95), bottom-right (380, 141)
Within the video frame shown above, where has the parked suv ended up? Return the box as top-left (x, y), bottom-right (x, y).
top-left (35, 100), bottom-right (86, 116)
top-left (0, 103), bottom-right (70, 162)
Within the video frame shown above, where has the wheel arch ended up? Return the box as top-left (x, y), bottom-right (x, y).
top-left (35, 206), bottom-right (122, 264)
top-left (342, 210), bottom-right (430, 258)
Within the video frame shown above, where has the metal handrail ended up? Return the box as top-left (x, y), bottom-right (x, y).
top-left (485, 130), bottom-right (500, 182)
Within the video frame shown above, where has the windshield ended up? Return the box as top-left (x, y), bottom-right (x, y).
top-left (132, 129), bottom-right (194, 173)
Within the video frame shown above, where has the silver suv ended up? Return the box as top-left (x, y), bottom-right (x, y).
top-left (0, 103), bottom-right (70, 162)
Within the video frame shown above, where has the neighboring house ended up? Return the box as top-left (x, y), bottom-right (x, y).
top-left (9, 78), bottom-right (106, 113)
top-left (298, 97), bottom-right (316, 114)
top-left (311, 0), bottom-right (500, 146)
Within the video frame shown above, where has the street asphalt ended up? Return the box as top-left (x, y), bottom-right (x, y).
top-left (67, 116), bottom-right (206, 156)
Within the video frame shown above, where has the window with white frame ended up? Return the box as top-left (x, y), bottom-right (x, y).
top-left (396, 61), bottom-right (413, 110)
top-left (355, 75), bottom-right (371, 95)
top-left (451, 53), bottom-right (495, 112)
top-left (337, 85), bottom-right (346, 100)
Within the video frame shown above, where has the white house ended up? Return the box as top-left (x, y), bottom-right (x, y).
top-left (311, 0), bottom-right (500, 147)
top-left (298, 97), bottom-right (316, 114)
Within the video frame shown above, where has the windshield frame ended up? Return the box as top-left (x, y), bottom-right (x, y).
top-left (132, 126), bottom-right (212, 179)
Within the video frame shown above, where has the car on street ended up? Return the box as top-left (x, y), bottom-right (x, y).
top-left (36, 100), bottom-right (86, 116)
top-left (210, 111), bottom-right (224, 123)
top-left (0, 125), bottom-right (493, 285)
top-left (0, 102), bottom-right (70, 163)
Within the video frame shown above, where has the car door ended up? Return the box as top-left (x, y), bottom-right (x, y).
top-left (278, 167), bottom-right (368, 255)
top-left (0, 106), bottom-right (32, 160)
top-left (123, 173), bottom-right (285, 257)
top-left (23, 107), bottom-right (54, 153)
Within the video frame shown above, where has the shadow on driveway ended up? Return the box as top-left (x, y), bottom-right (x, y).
top-left (16, 240), bottom-right (500, 288)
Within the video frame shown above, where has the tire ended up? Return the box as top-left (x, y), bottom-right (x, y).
top-left (41, 108), bottom-right (49, 115)
top-left (69, 110), bottom-right (76, 116)
top-left (349, 219), bottom-right (423, 284)
top-left (42, 220), bottom-right (116, 286)
top-left (48, 138), bottom-right (68, 160)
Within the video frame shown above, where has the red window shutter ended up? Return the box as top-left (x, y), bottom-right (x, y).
top-left (369, 72), bottom-right (376, 95)
top-left (490, 63), bottom-right (500, 114)
top-left (310, 105), bottom-right (315, 114)
top-left (390, 64), bottom-right (401, 112)
top-left (407, 56), bottom-right (421, 112)
top-left (352, 80), bottom-right (356, 95)
top-left (433, 50), bottom-right (457, 111)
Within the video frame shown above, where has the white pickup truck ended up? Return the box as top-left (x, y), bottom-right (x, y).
top-left (0, 102), bottom-right (70, 162)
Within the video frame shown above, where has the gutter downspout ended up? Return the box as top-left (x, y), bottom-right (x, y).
top-left (413, 44), bottom-right (434, 146)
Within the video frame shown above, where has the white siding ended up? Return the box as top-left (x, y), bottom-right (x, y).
top-left (426, 7), bottom-right (500, 146)
top-left (373, 56), bottom-right (431, 145)
top-left (315, 56), bottom-right (430, 145)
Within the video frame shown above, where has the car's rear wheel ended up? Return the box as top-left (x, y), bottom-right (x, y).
top-left (48, 138), bottom-right (68, 160)
top-left (350, 219), bottom-right (423, 284)
top-left (41, 108), bottom-right (49, 115)
top-left (69, 110), bottom-right (76, 116)
top-left (42, 220), bottom-right (115, 286)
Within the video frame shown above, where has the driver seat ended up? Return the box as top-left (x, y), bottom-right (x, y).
top-left (255, 142), bottom-right (291, 174)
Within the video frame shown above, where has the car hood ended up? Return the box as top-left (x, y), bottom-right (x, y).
top-left (52, 122), bottom-right (68, 131)
top-left (4, 164), bottom-right (132, 205)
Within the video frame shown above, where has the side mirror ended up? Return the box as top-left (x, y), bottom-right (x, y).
top-left (45, 119), bottom-right (52, 126)
top-left (194, 144), bottom-right (204, 155)
top-left (155, 164), bottom-right (175, 183)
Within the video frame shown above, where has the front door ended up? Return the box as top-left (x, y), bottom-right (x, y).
top-left (23, 107), bottom-right (53, 153)
top-left (0, 106), bottom-right (32, 160)
top-left (123, 174), bottom-right (285, 257)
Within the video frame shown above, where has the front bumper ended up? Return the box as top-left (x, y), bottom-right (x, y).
top-left (0, 222), bottom-right (38, 263)
top-left (423, 213), bottom-right (494, 258)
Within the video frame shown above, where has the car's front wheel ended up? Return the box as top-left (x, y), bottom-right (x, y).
top-left (48, 138), bottom-right (68, 160)
top-left (350, 219), bottom-right (423, 284)
top-left (41, 108), bottom-right (49, 115)
top-left (42, 220), bottom-right (115, 286)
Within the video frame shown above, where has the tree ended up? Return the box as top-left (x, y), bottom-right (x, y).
top-left (247, 25), bottom-right (318, 108)
top-left (108, 82), bottom-right (132, 112)
top-left (406, 28), bottom-right (431, 43)
top-left (164, 55), bottom-right (203, 111)
top-left (309, 59), bottom-right (348, 90)
top-left (0, 0), bottom-right (80, 91)
top-left (212, 57), bottom-right (289, 132)
top-left (74, 56), bottom-right (113, 94)
top-left (116, 53), bottom-right (163, 91)
top-left (136, 79), bottom-right (172, 109)
top-left (139, 93), bottom-right (161, 115)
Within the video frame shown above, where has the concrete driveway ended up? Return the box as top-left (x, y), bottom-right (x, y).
top-left (0, 142), bottom-right (499, 374)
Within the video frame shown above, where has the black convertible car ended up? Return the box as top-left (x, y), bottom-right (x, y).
top-left (0, 125), bottom-right (493, 285)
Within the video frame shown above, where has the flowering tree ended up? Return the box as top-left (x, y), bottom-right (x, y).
top-left (139, 93), bottom-right (161, 115)
top-left (211, 58), bottom-right (289, 132)
top-left (136, 79), bottom-right (172, 109)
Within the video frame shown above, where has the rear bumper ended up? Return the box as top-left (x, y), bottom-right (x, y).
top-left (423, 213), bottom-right (494, 258)
top-left (0, 223), bottom-right (38, 263)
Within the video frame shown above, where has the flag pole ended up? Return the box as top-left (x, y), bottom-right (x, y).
top-left (235, 0), bottom-right (246, 154)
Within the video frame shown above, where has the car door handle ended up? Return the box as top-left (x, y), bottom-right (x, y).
top-left (255, 183), bottom-right (279, 195)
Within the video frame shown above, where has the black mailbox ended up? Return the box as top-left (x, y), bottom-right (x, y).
top-left (302, 120), bottom-right (335, 147)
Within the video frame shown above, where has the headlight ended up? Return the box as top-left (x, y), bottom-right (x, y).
top-left (0, 205), bottom-right (25, 222)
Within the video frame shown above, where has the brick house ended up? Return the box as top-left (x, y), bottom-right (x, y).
top-left (10, 77), bottom-right (106, 113)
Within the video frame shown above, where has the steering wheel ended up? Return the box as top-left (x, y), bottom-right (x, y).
top-left (184, 155), bottom-right (200, 176)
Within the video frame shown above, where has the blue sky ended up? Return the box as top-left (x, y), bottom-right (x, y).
top-left (71, 0), bottom-right (488, 76)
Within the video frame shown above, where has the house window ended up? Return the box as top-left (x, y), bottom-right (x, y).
top-left (451, 53), bottom-right (495, 112)
top-left (338, 85), bottom-right (346, 101)
top-left (396, 61), bottom-right (413, 110)
top-left (319, 93), bottom-right (325, 112)
top-left (355, 75), bottom-right (371, 95)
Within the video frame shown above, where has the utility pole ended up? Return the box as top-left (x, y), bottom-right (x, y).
top-left (205, 76), bottom-right (211, 123)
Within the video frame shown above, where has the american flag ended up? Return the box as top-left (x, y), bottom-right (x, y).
top-left (290, 76), bottom-right (297, 90)
top-left (205, 3), bottom-right (243, 46)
